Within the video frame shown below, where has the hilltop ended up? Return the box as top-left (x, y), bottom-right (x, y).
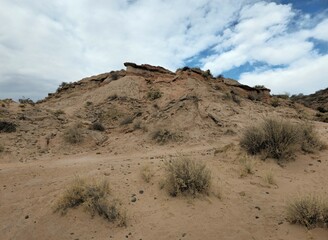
top-left (0, 63), bottom-right (327, 240)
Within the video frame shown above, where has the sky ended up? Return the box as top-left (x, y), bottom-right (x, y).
top-left (0, 0), bottom-right (327, 100)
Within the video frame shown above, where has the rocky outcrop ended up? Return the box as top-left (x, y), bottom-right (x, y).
top-left (124, 62), bottom-right (174, 75)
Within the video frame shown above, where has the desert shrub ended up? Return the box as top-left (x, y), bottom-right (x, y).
top-left (223, 92), bottom-right (240, 105)
top-left (286, 195), bottom-right (328, 229)
top-left (254, 85), bottom-right (265, 89)
top-left (164, 158), bottom-right (211, 196)
top-left (0, 121), bottom-right (16, 133)
top-left (120, 116), bottom-right (134, 125)
top-left (0, 144), bottom-right (4, 153)
top-left (90, 122), bottom-right (105, 132)
top-left (54, 178), bottom-right (126, 225)
top-left (18, 97), bottom-right (35, 105)
top-left (147, 89), bottom-right (162, 100)
top-left (241, 119), bottom-right (324, 161)
top-left (264, 171), bottom-right (276, 185)
top-left (239, 155), bottom-right (255, 177)
top-left (53, 109), bottom-right (65, 117)
top-left (300, 124), bottom-right (324, 153)
top-left (271, 97), bottom-right (280, 107)
top-left (240, 118), bottom-right (300, 160)
top-left (64, 124), bottom-right (84, 144)
top-left (152, 129), bottom-right (179, 144)
top-left (317, 107), bottom-right (327, 113)
top-left (140, 165), bottom-right (154, 183)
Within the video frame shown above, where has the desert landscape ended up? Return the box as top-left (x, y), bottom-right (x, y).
top-left (0, 63), bottom-right (328, 240)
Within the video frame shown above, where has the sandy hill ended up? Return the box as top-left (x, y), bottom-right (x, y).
top-left (0, 63), bottom-right (328, 240)
top-left (291, 88), bottom-right (328, 122)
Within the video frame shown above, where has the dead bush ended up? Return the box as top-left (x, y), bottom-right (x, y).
top-left (286, 195), bottom-right (328, 229)
top-left (54, 178), bottom-right (126, 225)
top-left (140, 165), bottom-right (154, 183)
top-left (152, 129), bottom-right (179, 144)
top-left (164, 158), bottom-right (211, 196)
top-left (91, 122), bottom-right (105, 132)
top-left (120, 116), bottom-right (134, 125)
top-left (300, 124), bottom-right (325, 153)
top-left (240, 119), bottom-right (324, 161)
top-left (64, 124), bottom-right (84, 144)
top-left (147, 89), bottom-right (162, 100)
top-left (0, 144), bottom-right (4, 153)
top-left (0, 121), bottom-right (16, 133)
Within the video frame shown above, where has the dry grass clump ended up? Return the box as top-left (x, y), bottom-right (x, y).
top-left (140, 165), bottom-right (154, 183)
top-left (90, 122), bottom-right (105, 132)
top-left (164, 158), bottom-right (211, 196)
top-left (54, 178), bottom-right (126, 225)
top-left (264, 170), bottom-right (276, 185)
top-left (0, 121), bottom-right (16, 133)
top-left (152, 129), bottom-right (179, 144)
top-left (286, 195), bottom-right (328, 229)
top-left (240, 118), bottom-right (323, 161)
top-left (0, 144), bottom-right (4, 153)
top-left (147, 89), bottom-right (162, 100)
top-left (64, 124), bottom-right (84, 144)
top-left (239, 155), bottom-right (255, 178)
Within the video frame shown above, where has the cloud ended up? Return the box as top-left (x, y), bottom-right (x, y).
top-left (201, 1), bottom-right (328, 95)
top-left (239, 54), bottom-right (328, 94)
top-left (0, 0), bottom-right (327, 100)
top-left (0, 0), bottom-right (254, 100)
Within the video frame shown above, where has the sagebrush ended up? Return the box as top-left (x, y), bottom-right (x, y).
top-left (240, 118), bottom-right (323, 161)
top-left (152, 129), bottom-right (179, 144)
top-left (286, 195), bottom-right (328, 229)
top-left (54, 178), bottom-right (126, 225)
top-left (64, 124), bottom-right (84, 144)
top-left (164, 158), bottom-right (211, 196)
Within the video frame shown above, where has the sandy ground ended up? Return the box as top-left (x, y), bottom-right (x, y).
top-left (1, 139), bottom-right (328, 240)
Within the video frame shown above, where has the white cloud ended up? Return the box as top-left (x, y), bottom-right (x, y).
top-left (0, 0), bottom-right (327, 99)
top-left (202, 1), bottom-right (328, 95)
top-left (239, 54), bottom-right (328, 95)
top-left (0, 0), bottom-right (254, 100)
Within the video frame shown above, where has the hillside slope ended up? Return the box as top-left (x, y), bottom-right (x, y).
top-left (0, 63), bottom-right (328, 240)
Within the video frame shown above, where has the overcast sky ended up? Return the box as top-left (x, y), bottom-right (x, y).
top-left (0, 0), bottom-right (327, 100)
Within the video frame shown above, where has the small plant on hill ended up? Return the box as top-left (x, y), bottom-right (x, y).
top-left (0, 121), bottom-right (16, 133)
top-left (18, 97), bottom-right (35, 106)
top-left (53, 109), bottom-right (65, 117)
top-left (286, 195), bottom-right (328, 229)
top-left (152, 129), bottom-right (179, 144)
top-left (0, 144), bottom-right (4, 153)
top-left (239, 155), bottom-right (255, 178)
top-left (90, 122), bottom-right (105, 132)
top-left (254, 85), bottom-right (265, 89)
top-left (64, 124), bottom-right (84, 144)
top-left (54, 178), bottom-right (126, 225)
top-left (140, 165), bottom-right (154, 183)
top-left (147, 89), bottom-right (162, 100)
top-left (264, 171), bottom-right (276, 185)
top-left (120, 116), bottom-right (134, 125)
top-left (164, 158), bottom-right (211, 196)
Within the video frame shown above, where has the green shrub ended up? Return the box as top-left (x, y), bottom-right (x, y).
top-left (64, 124), bottom-right (84, 144)
top-left (164, 158), bottom-right (211, 196)
top-left (147, 89), bottom-right (162, 100)
top-left (240, 119), bottom-right (323, 161)
top-left (54, 178), bottom-right (126, 225)
top-left (286, 195), bottom-right (328, 229)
